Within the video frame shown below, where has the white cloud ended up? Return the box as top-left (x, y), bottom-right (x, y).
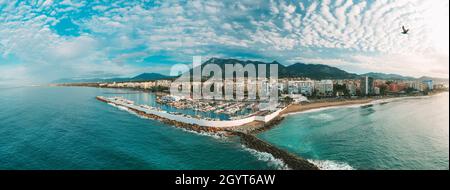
top-left (0, 0), bottom-right (448, 85)
top-left (350, 53), bottom-right (449, 78)
top-left (42, 0), bottom-right (53, 7)
top-left (60, 0), bottom-right (85, 8)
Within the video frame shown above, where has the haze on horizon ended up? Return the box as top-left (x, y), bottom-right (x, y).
top-left (0, 0), bottom-right (448, 85)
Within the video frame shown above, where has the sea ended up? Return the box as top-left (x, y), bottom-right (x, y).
top-left (0, 86), bottom-right (448, 170)
top-left (259, 92), bottom-right (449, 170)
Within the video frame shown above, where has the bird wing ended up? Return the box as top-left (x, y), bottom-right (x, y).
top-left (402, 26), bottom-right (406, 32)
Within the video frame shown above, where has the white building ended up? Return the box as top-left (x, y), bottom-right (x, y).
top-left (278, 79), bottom-right (288, 93)
top-left (284, 94), bottom-right (309, 103)
top-left (288, 80), bottom-right (314, 96)
top-left (406, 81), bottom-right (421, 91)
top-left (156, 80), bottom-right (172, 87)
top-left (315, 80), bottom-right (333, 96)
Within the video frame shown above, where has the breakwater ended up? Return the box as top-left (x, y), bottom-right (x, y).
top-left (97, 96), bottom-right (319, 170)
top-left (97, 96), bottom-right (286, 128)
top-left (97, 96), bottom-right (227, 134)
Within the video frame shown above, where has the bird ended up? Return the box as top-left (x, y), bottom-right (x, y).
top-left (401, 26), bottom-right (409, 34)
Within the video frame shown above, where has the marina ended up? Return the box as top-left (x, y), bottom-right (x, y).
top-left (157, 96), bottom-right (257, 117)
top-left (96, 96), bottom-right (286, 129)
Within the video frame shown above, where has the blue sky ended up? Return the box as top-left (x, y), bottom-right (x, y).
top-left (0, 0), bottom-right (448, 85)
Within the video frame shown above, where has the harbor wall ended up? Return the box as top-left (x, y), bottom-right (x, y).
top-left (98, 96), bottom-right (283, 128)
top-left (128, 103), bottom-right (257, 128)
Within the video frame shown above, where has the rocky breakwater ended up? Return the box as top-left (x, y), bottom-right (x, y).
top-left (97, 96), bottom-right (231, 135)
top-left (129, 106), bottom-right (230, 135)
top-left (232, 131), bottom-right (319, 170)
top-left (97, 96), bottom-right (319, 169)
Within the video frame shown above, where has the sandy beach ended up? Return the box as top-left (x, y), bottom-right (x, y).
top-left (281, 99), bottom-right (374, 115)
top-left (231, 98), bottom-right (376, 134)
top-left (281, 91), bottom-right (448, 116)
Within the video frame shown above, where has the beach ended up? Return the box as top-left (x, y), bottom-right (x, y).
top-left (281, 99), bottom-right (374, 115)
top-left (280, 91), bottom-right (448, 116)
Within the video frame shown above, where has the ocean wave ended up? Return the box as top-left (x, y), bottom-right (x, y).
top-left (285, 96), bottom-right (431, 116)
top-left (307, 159), bottom-right (354, 170)
top-left (285, 105), bottom-right (357, 116)
top-left (109, 103), bottom-right (149, 119)
top-left (241, 145), bottom-right (290, 170)
top-left (309, 113), bottom-right (334, 121)
top-left (116, 105), bottom-right (129, 111)
top-left (107, 102), bottom-right (130, 112)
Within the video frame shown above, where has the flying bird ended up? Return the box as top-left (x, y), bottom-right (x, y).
top-left (401, 26), bottom-right (409, 34)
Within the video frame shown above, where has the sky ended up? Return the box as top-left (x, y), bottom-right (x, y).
top-left (0, 0), bottom-right (449, 85)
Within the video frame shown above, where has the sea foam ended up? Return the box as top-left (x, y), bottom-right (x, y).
top-left (241, 145), bottom-right (290, 170)
top-left (309, 113), bottom-right (335, 121)
top-left (285, 96), bottom-right (429, 116)
top-left (178, 127), bottom-right (227, 140)
top-left (307, 159), bottom-right (354, 170)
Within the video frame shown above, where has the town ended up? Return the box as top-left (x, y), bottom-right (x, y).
top-left (90, 76), bottom-right (446, 101)
top-left (63, 75), bottom-right (449, 123)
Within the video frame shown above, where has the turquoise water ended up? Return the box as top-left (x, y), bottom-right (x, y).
top-left (1, 86), bottom-right (448, 170)
top-left (0, 86), bottom-right (279, 169)
top-left (259, 93), bottom-right (449, 170)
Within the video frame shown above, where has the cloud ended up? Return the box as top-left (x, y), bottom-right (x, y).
top-left (0, 0), bottom-right (448, 85)
top-left (349, 53), bottom-right (449, 78)
top-left (293, 52), bottom-right (449, 78)
top-left (0, 65), bottom-right (32, 85)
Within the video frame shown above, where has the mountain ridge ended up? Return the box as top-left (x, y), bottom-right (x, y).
top-left (53, 72), bottom-right (174, 83)
top-left (53, 58), bottom-right (449, 84)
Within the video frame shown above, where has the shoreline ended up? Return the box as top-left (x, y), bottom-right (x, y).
top-left (281, 99), bottom-right (374, 116)
top-left (281, 92), bottom-right (447, 117)
top-left (238, 92), bottom-right (448, 135)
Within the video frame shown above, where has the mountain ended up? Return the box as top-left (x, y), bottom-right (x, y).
top-left (361, 73), bottom-right (449, 84)
top-left (131, 73), bottom-right (173, 81)
top-left (52, 77), bottom-right (124, 83)
top-left (361, 72), bottom-right (416, 80)
top-left (54, 58), bottom-right (448, 84)
top-left (284, 63), bottom-right (359, 79)
top-left (196, 58), bottom-right (449, 82)
top-left (190, 58), bottom-right (284, 78)
top-left (53, 73), bottom-right (173, 84)
top-left (418, 76), bottom-right (449, 85)
top-left (190, 58), bottom-right (358, 80)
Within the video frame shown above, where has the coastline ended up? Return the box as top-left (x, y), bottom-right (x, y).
top-left (238, 92), bottom-right (448, 135)
top-left (281, 99), bottom-right (374, 116)
top-left (228, 100), bottom-right (374, 135)
top-left (281, 92), bottom-right (447, 117)
top-left (90, 86), bottom-right (447, 170)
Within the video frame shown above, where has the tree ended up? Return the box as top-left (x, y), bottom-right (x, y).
top-left (283, 96), bottom-right (294, 104)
